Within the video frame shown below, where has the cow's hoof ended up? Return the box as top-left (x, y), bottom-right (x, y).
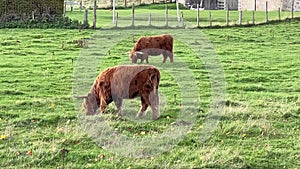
top-left (152, 116), bottom-right (159, 120)
top-left (135, 115), bottom-right (143, 119)
top-left (136, 111), bottom-right (145, 118)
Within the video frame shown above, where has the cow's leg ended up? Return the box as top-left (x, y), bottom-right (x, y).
top-left (141, 54), bottom-right (148, 63)
top-left (114, 98), bottom-right (123, 116)
top-left (146, 55), bottom-right (149, 64)
top-left (149, 91), bottom-right (160, 120)
top-left (145, 53), bottom-right (149, 63)
top-left (139, 92), bottom-right (159, 120)
top-left (169, 52), bottom-right (174, 63)
top-left (162, 51), bottom-right (169, 63)
top-left (136, 96), bottom-right (149, 118)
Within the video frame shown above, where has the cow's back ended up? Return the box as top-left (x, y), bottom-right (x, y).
top-left (133, 34), bottom-right (173, 53)
top-left (110, 65), bottom-right (160, 99)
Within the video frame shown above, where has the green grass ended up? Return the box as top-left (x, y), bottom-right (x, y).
top-left (0, 7), bottom-right (300, 169)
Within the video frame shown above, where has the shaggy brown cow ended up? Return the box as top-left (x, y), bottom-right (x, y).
top-left (129, 34), bottom-right (174, 63)
top-left (76, 65), bottom-right (160, 120)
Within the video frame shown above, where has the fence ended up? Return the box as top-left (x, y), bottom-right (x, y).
top-left (77, 2), bottom-right (299, 29)
top-left (111, 4), bottom-right (185, 28)
top-left (81, 0), bottom-right (173, 9)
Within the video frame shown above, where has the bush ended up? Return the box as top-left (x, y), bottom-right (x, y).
top-left (0, 16), bottom-right (90, 29)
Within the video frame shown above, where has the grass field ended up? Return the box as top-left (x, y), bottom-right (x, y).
top-left (0, 6), bottom-right (300, 169)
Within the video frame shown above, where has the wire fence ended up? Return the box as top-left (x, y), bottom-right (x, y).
top-left (86, 6), bottom-right (300, 29)
top-left (64, 1), bottom-right (300, 29)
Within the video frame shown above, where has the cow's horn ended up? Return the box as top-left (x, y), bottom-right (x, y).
top-left (125, 51), bottom-right (131, 54)
top-left (73, 95), bottom-right (87, 99)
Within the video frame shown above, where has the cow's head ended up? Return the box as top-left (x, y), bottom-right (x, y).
top-left (129, 51), bottom-right (144, 63)
top-left (74, 93), bottom-right (99, 115)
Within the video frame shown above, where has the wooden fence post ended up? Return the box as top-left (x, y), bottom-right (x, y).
top-left (226, 7), bottom-right (229, 26)
top-left (32, 11), bottom-right (35, 20)
top-left (181, 11), bottom-right (185, 28)
top-left (93, 0), bottom-right (97, 29)
top-left (80, 0), bottom-right (83, 11)
top-left (252, 10), bottom-right (255, 25)
top-left (149, 13), bottom-right (152, 26)
top-left (266, 1), bottom-right (268, 23)
top-left (291, 0), bottom-right (294, 19)
top-left (113, 0), bottom-right (116, 24)
top-left (278, 7), bottom-right (281, 20)
top-left (176, 0), bottom-right (181, 25)
top-left (197, 4), bottom-right (200, 28)
top-left (71, 0), bottom-right (74, 12)
top-left (165, 4), bottom-right (168, 28)
top-left (209, 11), bottom-right (212, 27)
top-left (131, 3), bottom-right (135, 27)
top-left (115, 12), bottom-right (118, 27)
top-left (84, 9), bottom-right (88, 25)
top-left (239, 10), bottom-right (242, 26)
top-left (63, 1), bottom-right (66, 18)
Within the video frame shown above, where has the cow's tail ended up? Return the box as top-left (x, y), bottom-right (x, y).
top-left (151, 69), bottom-right (160, 95)
top-left (150, 69), bottom-right (160, 119)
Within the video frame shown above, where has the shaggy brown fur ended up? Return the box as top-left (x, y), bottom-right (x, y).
top-left (130, 34), bottom-right (174, 63)
top-left (82, 65), bottom-right (160, 120)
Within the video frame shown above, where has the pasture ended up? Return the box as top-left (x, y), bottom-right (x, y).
top-left (0, 6), bottom-right (300, 169)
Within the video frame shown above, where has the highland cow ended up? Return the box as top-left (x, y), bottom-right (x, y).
top-left (75, 65), bottom-right (160, 120)
top-left (129, 34), bottom-right (174, 63)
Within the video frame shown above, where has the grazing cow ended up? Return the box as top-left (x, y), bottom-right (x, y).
top-left (129, 34), bottom-right (174, 63)
top-left (75, 65), bottom-right (160, 120)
